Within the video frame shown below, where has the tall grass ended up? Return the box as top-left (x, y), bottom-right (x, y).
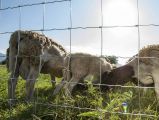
top-left (0, 65), bottom-right (158, 120)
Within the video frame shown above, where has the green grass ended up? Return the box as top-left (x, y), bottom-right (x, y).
top-left (0, 65), bottom-right (159, 120)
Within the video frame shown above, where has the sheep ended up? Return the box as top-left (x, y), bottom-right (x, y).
top-left (101, 65), bottom-right (136, 91)
top-left (8, 30), bottom-right (66, 101)
top-left (101, 45), bottom-right (159, 98)
top-left (53, 53), bottom-right (113, 96)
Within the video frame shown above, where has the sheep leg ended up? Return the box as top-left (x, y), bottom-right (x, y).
top-left (26, 66), bottom-right (39, 101)
top-left (8, 56), bottom-right (20, 103)
top-left (26, 80), bottom-right (36, 101)
top-left (50, 74), bottom-right (56, 89)
top-left (52, 68), bottom-right (71, 96)
top-left (155, 83), bottom-right (159, 100)
top-left (52, 79), bottom-right (65, 96)
top-left (8, 72), bottom-right (19, 101)
top-left (152, 71), bottom-right (159, 100)
top-left (64, 76), bottom-right (81, 96)
top-left (8, 48), bottom-right (16, 72)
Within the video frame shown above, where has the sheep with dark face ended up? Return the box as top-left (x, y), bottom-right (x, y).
top-left (102, 45), bottom-right (159, 98)
top-left (53, 53), bottom-right (113, 96)
top-left (8, 30), bottom-right (66, 101)
top-left (101, 65), bottom-right (135, 90)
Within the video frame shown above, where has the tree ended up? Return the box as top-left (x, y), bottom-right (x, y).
top-left (105, 55), bottom-right (118, 64)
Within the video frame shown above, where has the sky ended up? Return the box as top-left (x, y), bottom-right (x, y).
top-left (0, 0), bottom-right (159, 64)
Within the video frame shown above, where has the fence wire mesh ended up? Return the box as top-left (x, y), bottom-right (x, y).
top-left (0, 0), bottom-right (159, 119)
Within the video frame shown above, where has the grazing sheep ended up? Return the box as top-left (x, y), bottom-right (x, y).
top-left (8, 30), bottom-right (66, 101)
top-left (102, 45), bottom-right (159, 98)
top-left (53, 53), bottom-right (113, 96)
top-left (101, 65), bottom-right (136, 91)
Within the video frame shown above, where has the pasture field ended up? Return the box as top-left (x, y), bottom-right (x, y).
top-left (0, 65), bottom-right (158, 120)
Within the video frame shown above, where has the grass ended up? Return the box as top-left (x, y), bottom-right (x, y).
top-left (0, 65), bottom-right (159, 120)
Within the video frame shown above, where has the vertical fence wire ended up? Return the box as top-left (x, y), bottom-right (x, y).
top-left (65, 0), bottom-right (72, 119)
top-left (8, 1), bottom-right (22, 119)
top-left (99, 0), bottom-right (103, 119)
top-left (42, 0), bottom-right (46, 32)
top-left (137, 0), bottom-right (141, 118)
top-left (69, 0), bottom-right (72, 54)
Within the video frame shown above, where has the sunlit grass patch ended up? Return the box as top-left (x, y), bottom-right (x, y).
top-left (0, 65), bottom-right (159, 120)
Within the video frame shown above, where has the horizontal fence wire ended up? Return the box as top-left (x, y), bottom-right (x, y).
top-left (0, 97), bottom-right (156, 118)
top-left (0, 99), bottom-right (156, 118)
top-left (30, 102), bottom-right (158, 118)
top-left (0, 72), bottom-right (156, 90)
top-left (1, 55), bottom-right (159, 58)
top-left (0, 0), bottom-right (71, 11)
top-left (1, 25), bottom-right (159, 35)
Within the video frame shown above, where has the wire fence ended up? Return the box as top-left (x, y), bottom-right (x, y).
top-left (0, 0), bottom-right (159, 119)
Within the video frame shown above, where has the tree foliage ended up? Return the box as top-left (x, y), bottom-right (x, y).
top-left (105, 55), bottom-right (118, 64)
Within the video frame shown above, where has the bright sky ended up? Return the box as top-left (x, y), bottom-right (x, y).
top-left (0, 0), bottom-right (159, 64)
